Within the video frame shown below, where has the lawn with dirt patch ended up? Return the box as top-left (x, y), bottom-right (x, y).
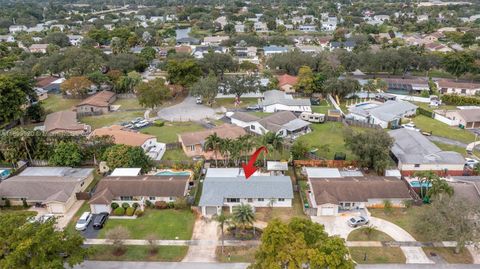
top-left (347, 227), bottom-right (394, 241)
top-left (412, 115), bottom-right (475, 144)
top-left (80, 111), bottom-right (145, 129)
top-left (140, 122), bottom-right (206, 143)
top-left (423, 247), bottom-right (473, 264)
top-left (98, 209), bottom-right (195, 240)
top-left (216, 246), bottom-right (258, 263)
top-left (369, 207), bottom-right (428, 241)
top-left (113, 98), bottom-right (143, 110)
top-left (433, 142), bottom-right (467, 156)
top-left (213, 98), bottom-right (258, 109)
top-left (162, 149), bottom-right (189, 161)
top-left (349, 247), bottom-right (406, 264)
top-left (41, 94), bottom-right (81, 113)
top-left (88, 245), bottom-right (188, 261)
top-left (255, 192), bottom-right (307, 223)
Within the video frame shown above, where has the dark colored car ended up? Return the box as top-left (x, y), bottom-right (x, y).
top-left (92, 212), bottom-right (109, 230)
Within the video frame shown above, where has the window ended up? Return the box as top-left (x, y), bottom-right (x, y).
top-left (278, 198), bottom-right (285, 202)
top-left (250, 125), bottom-right (255, 130)
top-left (188, 145), bottom-right (195, 151)
top-left (258, 198), bottom-right (264, 202)
top-left (169, 197), bottom-right (174, 201)
top-left (461, 89), bottom-right (467, 94)
top-left (226, 198), bottom-right (240, 203)
top-left (80, 182), bottom-right (84, 187)
top-left (120, 196), bottom-right (133, 201)
top-left (345, 202), bottom-right (351, 207)
top-left (149, 196), bottom-right (156, 201)
top-left (247, 198), bottom-right (253, 203)
top-left (414, 164), bottom-right (420, 168)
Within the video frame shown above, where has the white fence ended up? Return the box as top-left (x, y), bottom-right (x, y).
top-left (391, 94), bottom-right (430, 103)
top-left (328, 94), bottom-right (345, 115)
top-left (433, 112), bottom-right (458, 126)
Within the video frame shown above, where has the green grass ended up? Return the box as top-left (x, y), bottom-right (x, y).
top-left (65, 202), bottom-right (89, 234)
top-left (213, 98), bottom-right (258, 109)
top-left (296, 122), bottom-right (355, 160)
top-left (41, 94), bottom-right (81, 113)
top-left (216, 246), bottom-right (258, 263)
top-left (411, 69), bottom-right (455, 79)
top-left (80, 111), bottom-right (144, 129)
top-left (113, 98), bottom-right (143, 110)
top-left (255, 192), bottom-right (307, 223)
top-left (433, 142), bottom-right (467, 156)
top-left (369, 207), bottom-right (429, 241)
top-left (349, 247), bottom-right (406, 264)
top-left (347, 228), bottom-right (394, 241)
top-left (98, 209), bottom-right (195, 240)
top-left (162, 149), bottom-right (189, 161)
top-left (412, 115), bottom-right (476, 143)
top-left (312, 105), bottom-right (331, 114)
top-left (140, 122), bottom-right (206, 144)
top-left (88, 245), bottom-right (188, 261)
top-left (414, 102), bottom-right (457, 113)
top-left (423, 247), bottom-right (473, 264)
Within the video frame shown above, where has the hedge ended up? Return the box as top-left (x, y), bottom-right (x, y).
top-left (113, 207), bottom-right (125, 216)
top-left (441, 94), bottom-right (480, 106)
top-left (121, 202), bottom-right (130, 209)
top-left (417, 107), bottom-right (433, 118)
top-left (125, 207), bottom-right (135, 216)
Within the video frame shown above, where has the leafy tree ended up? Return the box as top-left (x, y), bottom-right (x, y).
top-left (190, 74), bottom-right (219, 106)
top-left (87, 71), bottom-right (111, 87)
top-left (344, 128), bottom-right (393, 174)
top-left (115, 71), bottom-right (141, 93)
top-left (199, 52), bottom-right (237, 79)
top-left (415, 196), bottom-right (479, 254)
top-left (166, 58), bottom-right (202, 87)
top-left (111, 37), bottom-right (128, 55)
top-left (102, 144), bottom-right (154, 173)
top-left (135, 78), bottom-right (171, 110)
top-left (60, 47), bottom-right (106, 76)
top-left (140, 46), bottom-right (156, 62)
top-left (49, 141), bottom-right (83, 167)
top-left (221, 74), bottom-right (261, 101)
top-left (60, 76), bottom-right (92, 97)
top-left (294, 66), bottom-right (315, 95)
top-left (108, 53), bottom-right (147, 73)
top-left (232, 203), bottom-right (255, 232)
top-left (43, 32), bottom-right (70, 47)
top-left (443, 52), bottom-right (475, 79)
top-left (0, 212), bottom-right (88, 269)
top-left (224, 23), bottom-right (235, 35)
top-left (204, 133), bottom-right (222, 167)
top-left (291, 140), bottom-right (309, 160)
top-left (239, 61), bottom-right (257, 72)
top-left (323, 77), bottom-right (361, 101)
top-left (251, 218), bottom-right (354, 269)
top-left (0, 73), bottom-right (34, 123)
top-left (87, 28), bottom-right (110, 45)
top-left (26, 103), bottom-right (46, 122)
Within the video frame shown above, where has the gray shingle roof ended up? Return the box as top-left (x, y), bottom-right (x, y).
top-left (349, 101), bottom-right (417, 122)
top-left (199, 174), bottom-right (294, 206)
top-left (261, 90), bottom-right (311, 107)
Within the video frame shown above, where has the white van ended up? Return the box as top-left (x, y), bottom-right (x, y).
top-left (300, 112), bottom-right (325, 123)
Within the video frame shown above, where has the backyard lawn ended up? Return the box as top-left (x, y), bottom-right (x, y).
top-left (88, 245), bottom-right (188, 261)
top-left (98, 209), bottom-right (195, 240)
top-left (255, 192), bottom-right (307, 223)
top-left (213, 98), bottom-right (258, 109)
top-left (216, 246), bottom-right (258, 263)
top-left (162, 149), bottom-right (189, 161)
top-left (412, 115), bottom-right (476, 144)
top-left (113, 98), bottom-right (143, 110)
top-left (423, 247), bottom-right (473, 264)
top-left (433, 142), bottom-right (467, 156)
top-left (80, 111), bottom-right (144, 130)
top-left (349, 247), bottom-right (406, 264)
top-left (41, 94), bottom-right (81, 113)
top-left (347, 227), bottom-right (394, 241)
top-left (140, 122), bottom-right (206, 143)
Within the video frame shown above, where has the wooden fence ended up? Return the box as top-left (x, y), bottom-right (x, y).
top-left (165, 142), bottom-right (182, 150)
top-left (293, 159), bottom-right (358, 168)
top-left (344, 119), bottom-right (381, 129)
top-left (76, 192), bottom-right (91, 200)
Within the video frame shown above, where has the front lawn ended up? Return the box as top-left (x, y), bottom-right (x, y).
top-left (88, 245), bottom-right (188, 261)
top-left (80, 111), bottom-right (145, 129)
top-left (213, 98), bottom-right (258, 109)
top-left (347, 227), bottom-right (394, 241)
top-left (140, 122), bottom-right (206, 143)
top-left (216, 246), bottom-right (258, 263)
top-left (41, 94), bottom-right (81, 113)
top-left (98, 209), bottom-right (195, 240)
top-left (255, 192), bottom-right (307, 223)
top-left (423, 247), bottom-right (473, 264)
top-left (113, 98), bottom-right (143, 110)
top-left (433, 142), bottom-right (467, 156)
top-left (349, 247), bottom-right (406, 264)
top-left (369, 207), bottom-right (428, 242)
top-left (412, 115), bottom-right (476, 144)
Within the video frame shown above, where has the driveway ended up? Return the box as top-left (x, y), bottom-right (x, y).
top-left (182, 218), bottom-right (218, 262)
top-left (28, 200), bottom-right (85, 230)
top-left (158, 96), bottom-right (225, 122)
top-left (80, 214), bottom-right (101, 239)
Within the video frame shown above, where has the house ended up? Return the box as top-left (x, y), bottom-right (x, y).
top-left (176, 37), bottom-right (200, 46)
top-left (425, 43), bottom-right (452, 53)
top-left (254, 22), bottom-right (269, 32)
top-left (329, 41), bottom-right (356, 51)
top-left (296, 45), bottom-right (322, 54)
top-left (228, 111), bottom-right (311, 138)
top-left (67, 35), bottom-right (83, 46)
top-left (199, 168), bottom-right (293, 216)
top-left (388, 128), bottom-right (465, 176)
top-left (89, 174), bottom-right (190, 214)
top-left (215, 16), bottom-right (228, 29)
top-left (90, 125), bottom-right (166, 160)
top-left (9, 25), bottom-right (27, 33)
top-left (437, 80), bottom-right (480, 96)
top-left (29, 44), bottom-right (49, 53)
top-left (192, 46), bottom-right (227, 59)
top-left (44, 110), bottom-right (91, 135)
top-left (35, 76), bottom-right (64, 93)
top-left (347, 100), bottom-right (418, 129)
top-left (235, 46), bottom-right (257, 58)
top-left (298, 25), bottom-right (316, 32)
top-left (75, 90), bottom-right (117, 116)
top-left (234, 23), bottom-right (245, 33)
top-left (307, 175), bottom-right (412, 216)
top-left (321, 17), bottom-right (338, 31)
top-left (260, 90), bottom-right (312, 113)
top-left (277, 74), bottom-right (298, 93)
top-left (263, 45), bottom-right (289, 56)
top-left (26, 24), bottom-right (46, 33)
top-left (384, 78), bottom-right (429, 94)
top-left (439, 109), bottom-right (480, 129)
top-left (0, 35), bottom-right (15, 42)
top-left (203, 36), bottom-right (229, 46)
top-left (175, 45), bottom-right (192, 54)
top-left (0, 167), bottom-right (94, 214)
top-left (178, 124), bottom-right (246, 159)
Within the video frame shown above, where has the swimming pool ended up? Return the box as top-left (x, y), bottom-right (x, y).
top-left (409, 181), bottom-right (432, 188)
top-left (156, 170), bottom-right (191, 176)
top-left (0, 168), bottom-right (11, 180)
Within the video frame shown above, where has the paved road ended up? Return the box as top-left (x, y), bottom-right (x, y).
top-left (73, 261), bottom-right (249, 269)
top-left (157, 96), bottom-right (224, 122)
top-left (427, 135), bottom-right (468, 148)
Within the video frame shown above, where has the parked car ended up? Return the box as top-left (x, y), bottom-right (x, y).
top-left (92, 212), bottom-right (109, 230)
top-left (347, 216), bottom-right (369, 228)
top-left (196, 97), bottom-right (203, 104)
top-left (246, 105), bottom-right (261, 111)
top-left (75, 212), bottom-right (93, 231)
top-left (465, 158), bottom-right (479, 168)
top-left (401, 123), bottom-right (420, 132)
top-left (310, 97), bottom-right (321, 105)
top-left (131, 117), bottom-right (143, 124)
top-left (38, 214), bottom-right (55, 223)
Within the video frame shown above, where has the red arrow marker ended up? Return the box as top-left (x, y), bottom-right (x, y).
top-left (242, 146), bottom-right (268, 179)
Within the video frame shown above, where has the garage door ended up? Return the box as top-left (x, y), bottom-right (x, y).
top-left (92, 204), bottom-right (110, 214)
top-left (320, 206), bottom-right (335, 216)
top-left (205, 206), bottom-right (217, 215)
top-left (48, 203), bottom-right (65, 214)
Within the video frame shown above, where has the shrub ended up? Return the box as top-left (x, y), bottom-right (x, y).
top-left (125, 207), bottom-right (135, 216)
top-left (4, 198), bottom-right (11, 207)
top-left (22, 198), bottom-right (28, 208)
top-left (111, 202), bottom-right (119, 209)
top-left (121, 202), bottom-right (130, 209)
top-left (155, 201), bottom-right (168, 209)
top-left (167, 202), bottom-right (175, 208)
top-left (383, 200), bottom-right (393, 215)
top-left (174, 197), bottom-right (187, 210)
top-left (106, 226), bottom-right (130, 254)
top-left (113, 207), bottom-right (125, 216)
top-left (403, 200), bottom-right (413, 209)
top-left (145, 200), bottom-right (153, 208)
top-left (154, 120), bottom-right (164, 127)
top-left (134, 209), bottom-right (144, 217)
top-left (132, 202), bottom-right (140, 209)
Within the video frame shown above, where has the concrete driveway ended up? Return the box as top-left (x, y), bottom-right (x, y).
top-left (158, 96), bottom-right (225, 122)
top-left (28, 201), bottom-right (84, 230)
top-left (182, 218), bottom-right (218, 262)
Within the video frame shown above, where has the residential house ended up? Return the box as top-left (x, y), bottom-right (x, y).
top-left (277, 74), bottom-right (298, 93)
top-left (417, 15), bottom-right (429, 22)
top-left (67, 35), bottom-right (84, 46)
top-left (75, 90), bottom-right (117, 116)
top-left (234, 23), bottom-right (245, 33)
top-left (388, 128), bottom-right (465, 176)
top-left (44, 110), bottom-right (91, 135)
top-left (0, 167), bottom-right (94, 214)
top-left (384, 78), bottom-right (429, 94)
top-left (26, 24), bottom-right (46, 33)
top-left (263, 45), bottom-right (289, 56)
top-left (260, 90), bottom-right (312, 113)
top-left (178, 124), bottom-right (246, 159)
top-left (298, 25), bottom-right (316, 32)
top-left (176, 37), bottom-right (200, 45)
top-left (35, 76), bottom-right (65, 93)
top-left (9, 25), bottom-right (27, 33)
top-left (437, 80), bottom-right (480, 96)
top-left (436, 109), bottom-right (480, 129)
top-left (175, 45), bottom-right (192, 54)
top-left (89, 174), bottom-right (190, 214)
top-left (235, 46), bottom-right (258, 63)
top-left (228, 111), bottom-right (311, 139)
top-left (192, 46), bottom-right (227, 59)
top-left (321, 17), bottom-right (337, 31)
top-left (425, 42), bottom-right (452, 53)
top-left (50, 24), bottom-right (66, 31)
top-left (29, 44), bottom-right (49, 53)
top-left (203, 36), bottom-right (230, 46)
top-left (296, 45), bottom-right (323, 54)
top-left (215, 16), bottom-right (228, 29)
top-left (0, 35), bottom-right (15, 42)
top-left (254, 22), bottom-right (269, 33)
top-left (199, 168), bottom-right (293, 216)
top-left (329, 41), bottom-right (356, 51)
top-left (90, 125), bottom-right (166, 160)
top-left (347, 100), bottom-right (418, 128)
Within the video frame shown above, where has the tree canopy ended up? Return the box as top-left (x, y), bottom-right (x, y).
top-left (135, 78), bottom-right (171, 110)
top-left (0, 73), bottom-right (34, 123)
top-left (102, 144), bottom-right (155, 173)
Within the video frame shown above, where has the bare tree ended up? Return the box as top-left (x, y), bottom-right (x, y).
top-left (146, 234), bottom-right (158, 254)
top-left (106, 226), bottom-right (130, 255)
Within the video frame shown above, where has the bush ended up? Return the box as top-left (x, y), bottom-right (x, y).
top-left (4, 198), bottom-right (11, 207)
top-left (113, 207), bottom-right (126, 216)
top-left (125, 207), bottom-right (135, 216)
top-left (22, 198), bottom-right (28, 208)
top-left (132, 202), bottom-right (140, 209)
top-left (155, 201), bottom-right (168, 209)
top-left (111, 202), bottom-right (119, 209)
top-left (122, 202), bottom-right (130, 209)
top-left (441, 94), bottom-right (480, 106)
top-left (153, 120), bottom-right (164, 127)
top-left (174, 197), bottom-right (187, 210)
top-left (134, 209), bottom-right (144, 217)
top-left (145, 200), bottom-right (153, 208)
top-left (383, 200), bottom-right (393, 215)
top-left (167, 202), bottom-right (175, 209)
top-left (403, 200), bottom-right (413, 209)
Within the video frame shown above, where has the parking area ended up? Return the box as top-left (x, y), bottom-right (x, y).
top-left (80, 214), bottom-right (101, 239)
top-left (311, 211), bottom-right (364, 239)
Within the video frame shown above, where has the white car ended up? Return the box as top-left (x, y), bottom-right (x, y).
top-left (401, 123), bottom-right (420, 132)
top-left (347, 216), bottom-right (369, 228)
top-left (75, 212), bottom-right (93, 231)
top-left (196, 97), bottom-right (202, 104)
top-left (465, 158), bottom-right (479, 168)
top-left (38, 214), bottom-right (55, 223)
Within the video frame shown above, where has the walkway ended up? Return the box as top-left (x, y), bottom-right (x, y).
top-left (73, 261), bottom-right (249, 269)
top-left (84, 239), bottom-right (259, 247)
top-left (182, 219), bottom-right (219, 262)
top-left (157, 96), bottom-right (224, 122)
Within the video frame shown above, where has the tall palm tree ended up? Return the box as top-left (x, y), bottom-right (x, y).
top-left (215, 212), bottom-right (231, 255)
top-left (220, 138), bottom-right (232, 167)
top-left (241, 135), bottom-right (255, 163)
top-left (204, 133), bottom-right (222, 167)
top-left (428, 177), bottom-right (454, 199)
top-left (232, 203), bottom-right (255, 233)
top-left (415, 171), bottom-right (437, 201)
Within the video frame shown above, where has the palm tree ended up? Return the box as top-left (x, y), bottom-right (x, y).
top-left (428, 177), bottom-right (454, 199)
top-left (215, 212), bottom-right (231, 255)
top-left (220, 138), bottom-right (232, 167)
top-left (415, 171), bottom-right (436, 200)
top-left (232, 203), bottom-right (255, 233)
top-left (239, 135), bottom-right (255, 163)
top-left (204, 133), bottom-right (222, 167)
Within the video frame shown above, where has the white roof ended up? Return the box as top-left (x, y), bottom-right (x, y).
top-left (267, 161), bottom-right (288, 171)
top-left (305, 168), bottom-right (342, 178)
top-left (385, 169), bottom-right (402, 178)
top-left (110, 168), bottom-right (141, 177)
top-left (206, 168), bottom-right (263, 178)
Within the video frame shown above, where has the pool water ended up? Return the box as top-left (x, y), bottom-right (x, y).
top-left (0, 168), bottom-right (11, 179)
top-left (409, 181), bottom-right (432, 188)
top-left (156, 170), bottom-right (191, 176)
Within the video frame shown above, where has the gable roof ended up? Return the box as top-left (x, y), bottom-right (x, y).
top-left (277, 74), bottom-right (298, 87)
top-left (261, 90), bottom-right (311, 107)
top-left (258, 111), bottom-right (309, 132)
top-left (438, 79), bottom-right (480, 90)
top-left (454, 109), bottom-right (480, 123)
top-left (230, 112), bottom-right (261, 122)
top-left (36, 76), bottom-right (61, 88)
top-left (44, 110), bottom-right (87, 133)
top-left (90, 125), bottom-right (155, 147)
top-left (179, 124), bottom-right (246, 146)
top-left (77, 90), bottom-right (116, 108)
top-left (350, 101), bottom-right (418, 122)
